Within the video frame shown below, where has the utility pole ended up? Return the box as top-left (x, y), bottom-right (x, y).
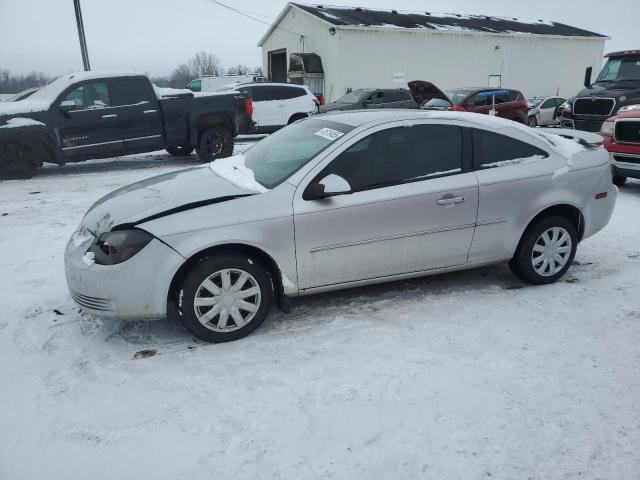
top-left (73, 0), bottom-right (91, 71)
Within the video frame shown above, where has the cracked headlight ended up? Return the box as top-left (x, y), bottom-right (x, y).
top-left (89, 229), bottom-right (154, 265)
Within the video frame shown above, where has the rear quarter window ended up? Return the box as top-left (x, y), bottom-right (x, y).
top-left (473, 129), bottom-right (548, 169)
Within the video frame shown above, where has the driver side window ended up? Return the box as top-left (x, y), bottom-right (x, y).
top-left (321, 124), bottom-right (463, 192)
top-left (369, 92), bottom-right (384, 105)
top-left (62, 82), bottom-right (111, 110)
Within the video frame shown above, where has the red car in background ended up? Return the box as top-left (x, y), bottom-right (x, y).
top-left (412, 82), bottom-right (529, 124)
top-left (600, 107), bottom-right (640, 186)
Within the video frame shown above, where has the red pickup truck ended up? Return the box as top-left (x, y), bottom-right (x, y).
top-left (600, 107), bottom-right (640, 186)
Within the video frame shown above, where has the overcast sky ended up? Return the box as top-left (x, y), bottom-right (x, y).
top-left (0, 0), bottom-right (637, 77)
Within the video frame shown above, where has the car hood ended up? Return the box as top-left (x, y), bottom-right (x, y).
top-left (82, 166), bottom-right (257, 235)
top-left (407, 80), bottom-right (450, 103)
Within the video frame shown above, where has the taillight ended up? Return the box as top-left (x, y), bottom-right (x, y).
top-left (244, 98), bottom-right (253, 118)
top-left (595, 192), bottom-right (608, 200)
top-left (451, 105), bottom-right (467, 112)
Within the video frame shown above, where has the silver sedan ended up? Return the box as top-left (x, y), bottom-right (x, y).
top-left (65, 110), bottom-right (617, 342)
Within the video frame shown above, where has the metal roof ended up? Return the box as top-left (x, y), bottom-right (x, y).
top-left (291, 3), bottom-right (606, 38)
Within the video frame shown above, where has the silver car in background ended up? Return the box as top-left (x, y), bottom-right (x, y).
top-left (528, 96), bottom-right (566, 127)
top-left (65, 110), bottom-right (616, 342)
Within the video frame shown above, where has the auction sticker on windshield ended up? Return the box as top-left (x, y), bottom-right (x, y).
top-left (315, 127), bottom-right (344, 141)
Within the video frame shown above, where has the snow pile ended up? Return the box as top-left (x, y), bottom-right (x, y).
top-left (81, 251), bottom-right (95, 266)
top-left (209, 154), bottom-right (268, 193)
top-left (153, 86), bottom-right (193, 98)
top-left (0, 117), bottom-right (45, 128)
top-left (0, 99), bottom-right (49, 116)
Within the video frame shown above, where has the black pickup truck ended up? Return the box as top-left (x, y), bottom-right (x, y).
top-left (559, 50), bottom-right (640, 132)
top-left (0, 72), bottom-right (254, 179)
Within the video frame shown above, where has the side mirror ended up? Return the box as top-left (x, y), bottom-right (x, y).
top-left (304, 174), bottom-right (352, 200)
top-left (584, 66), bottom-right (593, 88)
top-left (58, 100), bottom-right (76, 117)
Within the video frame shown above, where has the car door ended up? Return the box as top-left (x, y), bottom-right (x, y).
top-left (293, 122), bottom-right (479, 290)
top-left (538, 98), bottom-right (558, 125)
top-left (468, 127), bottom-right (551, 263)
top-left (109, 77), bottom-right (164, 150)
top-left (56, 80), bottom-right (124, 158)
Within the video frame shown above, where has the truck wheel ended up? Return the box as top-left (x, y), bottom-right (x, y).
top-left (197, 127), bottom-right (233, 162)
top-left (166, 145), bottom-right (194, 156)
top-left (613, 175), bottom-right (627, 187)
top-left (0, 141), bottom-right (41, 180)
top-left (528, 116), bottom-right (538, 128)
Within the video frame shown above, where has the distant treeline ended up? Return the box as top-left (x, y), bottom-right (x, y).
top-left (0, 69), bottom-right (55, 94)
top-left (1, 51), bottom-right (263, 94)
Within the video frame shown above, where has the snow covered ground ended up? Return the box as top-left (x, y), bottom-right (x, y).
top-left (1, 141), bottom-right (639, 479)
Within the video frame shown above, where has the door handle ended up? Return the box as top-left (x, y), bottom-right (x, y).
top-left (101, 114), bottom-right (118, 119)
top-left (143, 110), bottom-right (157, 114)
top-left (437, 195), bottom-right (465, 206)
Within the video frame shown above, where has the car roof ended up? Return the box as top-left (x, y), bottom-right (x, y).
top-left (319, 109), bottom-right (517, 129)
top-left (449, 87), bottom-right (520, 94)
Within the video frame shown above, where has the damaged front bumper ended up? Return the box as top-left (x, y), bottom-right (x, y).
top-left (64, 229), bottom-right (185, 320)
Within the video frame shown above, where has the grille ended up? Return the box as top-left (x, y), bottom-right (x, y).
top-left (613, 154), bottom-right (640, 165)
top-left (71, 291), bottom-right (113, 312)
top-left (573, 97), bottom-right (615, 116)
top-left (615, 120), bottom-right (640, 144)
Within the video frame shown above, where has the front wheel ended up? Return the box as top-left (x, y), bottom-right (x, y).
top-left (166, 144), bottom-right (194, 156)
top-left (613, 175), bottom-right (627, 187)
top-left (509, 216), bottom-right (577, 285)
top-left (528, 116), bottom-right (538, 128)
top-left (177, 254), bottom-right (274, 342)
top-left (196, 126), bottom-right (233, 162)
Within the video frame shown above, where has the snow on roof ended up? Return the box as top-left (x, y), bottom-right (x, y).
top-left (0, 72), bottom-right (145, 116)
top-left (290, 3), bottom-right (607, 38)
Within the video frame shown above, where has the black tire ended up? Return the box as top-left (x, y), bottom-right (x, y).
top-left (528, 116), bottom-right (538, 128)
top-left (613, 175), bottom-right (627, 187)
top-left (177, 253), bottom-right (274, 342)
top-left (196, 126), bottom-right (233, 162)
top-left (0, 141), bottom-right (41, 180)
top-left (288, 113), bottom-right (308, 124)
top-left (166, 144), bottom-right (194, 156)
top-left (509, 215), bottom-right (578, 285)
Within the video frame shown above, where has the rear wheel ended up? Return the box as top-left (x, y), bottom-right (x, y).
top-left (0, 141), bottom-right (43, 179)
top-left (509, 216), bottom-right (577, 285)
top-left (613, 175), bottom-right (627, 187)
top-left (528, 116), bottom-right (538, 128)
top-left (166, 144), bottom-right (194, 156)
top-left (177, 253), bottom-right (274, 342)
top-left (196, 126), bottom-right (233, 162)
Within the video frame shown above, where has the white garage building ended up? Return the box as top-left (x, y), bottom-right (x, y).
top-left (258, 3), bottom-right (607, 101)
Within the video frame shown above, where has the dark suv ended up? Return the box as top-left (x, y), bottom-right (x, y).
top-left (421, 85), bottom-right (529, 123)
top-left (319, 88), bottom-right (417, 113)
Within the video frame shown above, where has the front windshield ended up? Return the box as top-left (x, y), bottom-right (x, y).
top-left (596, 55), bottom-right (640, 82)
top-left (334, 90), bottom-right (370, 104)
top-left (244, 119), bottom-right (355, 188)
top-left (445, 90), bottom-right (470, 106)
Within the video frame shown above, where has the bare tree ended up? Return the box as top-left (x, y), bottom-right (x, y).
top-left (168, 63), bottom-right (197, 89)
top-left (189, 51), bottom-right (223, 77)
